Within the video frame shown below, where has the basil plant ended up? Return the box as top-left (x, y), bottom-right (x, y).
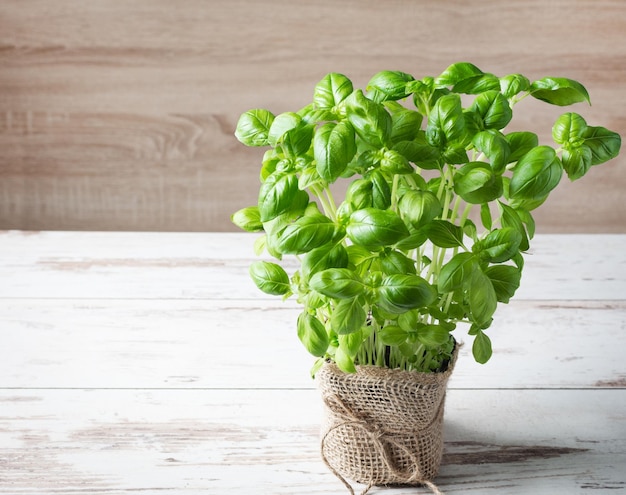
top-left (233, 62), bottom-right (621, 374)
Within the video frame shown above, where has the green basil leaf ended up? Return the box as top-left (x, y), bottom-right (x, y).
top-left (436, 62), bottom-right (484, 87)
top-left (346, 244), bottom-right (375, 267)
top-left (468, 269), bottom-right (497, 328)
top-left (453, 161), bottom-right (503, 204)
top-left (303, 201), bottom-right (324, 216)
top-left (377, 274), bottom-right (437, 313)
top-left (398, 190), bottom-right (443, 229)
top-left (427, 220), bottom-right (465, 248)
top-left (297, 312), bottom-right (329, 357)
top-left (512, 252), bottom-right (525, 271)
top-left (253, 234), bottom-right (267, 256)
top-left (346, 178), bottom-right (374, 209)
top-left (438, 252), bottom-right (478, 293)
top-left (306, 291), bottom-right (327, 311)
top-left (562, 146), bottom-right (593, 181)
top-left (427, 177), bottom-right (443, 195)
top-left (552, 112), bottom-right (587, 146)
top-left (338, 329), bottom-right (365, 357)
top-left (393, 132), bottom-right (442, 169)
top-left (506, 131), bottom-right (539, 163)
top-left (347, 208), bottom-right (409, 249)
top-left (382, 100), bottom-right (407, 114)
top-left (396, 341), bottom-right (419, 359)
top-left (582, 126), bottom-right (622, 166)
top-left (417, 325), bottom-right (451, 347)
top-left (262, 211), bottom-right (299, 258)
top-left (515, 207), bottom-right (536, 239)
top-left (331, 297), bottom-right (367, 335)
top-left (344, 89), bottom-right (392, 148)
top-left (260, 150), bottom-right (280, 181)
top-left (297, 103), bottom-right (335, 125)
top-left (394, 230), bottom-right (429, 250)
top-left (282, 124), bottom-right (314, 158)
top-left (473, 227), bottom-right (522, 263)
top-left (231, 206), bottom-right (263, 232)
top-left (234, 108), bottom-right (275, 147)
top-left (463, 219), bottom-right (478, 242)
top-left (470, 90), bottom-right (513, 130)
top-left (530, 77), bottom-right (590, 106)
top-left (453, 73), bottom-right (500, 94)
top-left (508, 194), bottom-right (549, 212)
top-left (463, 109), bottom-right (484, 138)
top-left (276, 214), bottom-right (336, 254)
top-left (499, 74), bottom-right (531, 99)
top-left (367, 70), bottom-right (415, 102)
top-left (298, 165), bottom-right (325, 190)
top-left (509, 146), bottom-right (563, 200)
top-left (381, 150), bottom-right (414, 175)
top-left (354, 149), bottom-right (380, 172)
top-left (472, 129), bottom-right (511, 173)
top-left (301, 243), bottom-right (349, 279)
top-left (313, 73), bottom-right (354, 109)
top-left (249, 261), bottom-right (291, 296)
top-left (472, 329), bottom-right (493, 364)
top-left (268, 112), bottom-right (302, 147)
top-left (480, 203), bottom-right (493, 230)
top-left (390, 108), bottom-right (424, 143)
top-left (406, 172), bottom-right (429, 191)
top-left (258, 173), bottom-right (309, 222)
top-left (309, 268), bottom-right (366, 299)
top-left (370, 170), bottom-right (392, 210)
top-left (426, 93), bottom-right (465, 147)
top-left (334, 345), bottom-right (356, 373)
top-left (378, 325), bottom-right (408, 346)
top-left (314, 121), bottom-right (357, 182)
top-left (498, 202), bottom-right (529, 251)
top-left (444, 144), bottom-right (469, 164)
top-left (484, 265), bottom-right (521, 303)
top-left (397, 309), bottom-right (419, 331)
top-left (379, 250), bottom-right (416, 275)
top-left (335, 201), bottom-right (354, 225)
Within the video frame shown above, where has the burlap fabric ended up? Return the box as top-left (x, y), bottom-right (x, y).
top-left (316, 345), bottom-right (459, 495)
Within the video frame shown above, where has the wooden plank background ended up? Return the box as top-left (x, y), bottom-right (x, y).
top-left (0, 0), bottom-right (624, 232)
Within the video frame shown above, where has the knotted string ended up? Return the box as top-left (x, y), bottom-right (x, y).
top-left (320, 393), bottom-right (445, 495)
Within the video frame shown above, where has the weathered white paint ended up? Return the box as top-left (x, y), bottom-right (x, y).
top-left (0, 232), bottom-right (625, 494)
top-left (1, 389), bottom-right (624, 494)
top-left (1, 299), bottom-right (625, 390)
top-left (0, 232), bottom-right (625, 300)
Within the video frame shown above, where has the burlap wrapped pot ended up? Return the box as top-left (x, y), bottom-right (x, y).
top-left (316, 345), bottom-right (459, 495)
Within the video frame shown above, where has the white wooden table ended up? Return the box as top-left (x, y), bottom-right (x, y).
top-left (1, 231), bottom-right (625, 494)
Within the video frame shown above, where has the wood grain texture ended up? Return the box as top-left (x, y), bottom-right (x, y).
top-left (1, 389), bottom-right (624, 494)
top-left (0, 231), bottom-right (625, 493)
top-left (0, 232), bottom-right (625, 390)
top-left (1, 232), bottom-right (624, 300)
top-left (1, 298), bottom-right (625, 390)
top-left (0, 1), bottom-right (624, 232)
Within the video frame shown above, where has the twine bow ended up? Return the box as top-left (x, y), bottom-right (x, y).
top-left (320, 393), bottom-right (445, 495)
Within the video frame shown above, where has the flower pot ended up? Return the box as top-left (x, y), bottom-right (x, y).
top-left (316, 345), bottom-right (459, 494)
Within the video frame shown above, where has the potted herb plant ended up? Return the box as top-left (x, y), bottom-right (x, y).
top-left (231, 62), bottom-right (621, 494)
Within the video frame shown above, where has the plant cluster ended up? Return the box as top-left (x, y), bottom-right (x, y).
top-left (232, 62), bottom-right (620, 374)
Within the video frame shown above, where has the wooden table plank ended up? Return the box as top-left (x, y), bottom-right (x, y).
top-left (1, 389), bottom-right (624, 494)
top-left (1, 298), bottom-right (625, 390)
top-left (1, 232), bottom-right (625, 494)
top-left (1, 232), bottom-right (625, 300)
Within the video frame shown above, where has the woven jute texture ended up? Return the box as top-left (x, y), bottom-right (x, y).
top-left (316, 346), bottom-right (459, 495)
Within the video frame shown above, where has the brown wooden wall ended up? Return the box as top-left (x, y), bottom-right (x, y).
top-left (1, 0), bottom-right (624, 232)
